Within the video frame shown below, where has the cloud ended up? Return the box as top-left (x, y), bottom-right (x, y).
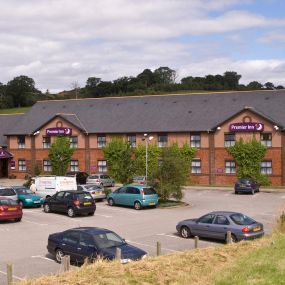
top-left (0, 0), bottom-right (284, 91)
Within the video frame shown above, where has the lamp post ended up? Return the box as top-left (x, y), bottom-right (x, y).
top-left (143, 134), bottom-right (154, 185)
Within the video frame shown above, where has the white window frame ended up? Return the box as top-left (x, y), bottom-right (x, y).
top-left (17, 136), bottom-right (25, 149)
top-left (127, 135), bottom-right (136, 148)
top-left (191, 159), bottom-right (201, 174)
top-left (190, 134), bottom-right (201, 148)
top-left (42, 136), bottom-right (51, 149)
top-left (158, 134), bottom-right (168, 148)
top-left (225, 160), bottom-right (236, 174)
top-left (97, 135), bottom-right (106, 148)
top-left (43, 159), bottom-right (52, 172)
top-left (261, 133), bottom-right (272, 147)
top-left (18, 159), bottom-right (26, 171)
top-left (261, 160), bottom-right (272, 175)
top-left (70, 160), bottom-right (79, 172)
top-left (98, 160), bottom-right (107, 173)
top-left (70, 136), bottom-right (78, 148)
top-left (224, 133), bottom-right (235, 147)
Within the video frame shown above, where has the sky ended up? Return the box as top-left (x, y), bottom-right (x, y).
top-left (0, 0), bottom-right (285, 92)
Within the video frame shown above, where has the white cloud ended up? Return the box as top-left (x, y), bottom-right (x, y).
top-left (0, 0), bottom-right (284, 91)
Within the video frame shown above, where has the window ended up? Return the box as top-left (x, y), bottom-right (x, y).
top-left (17, 136), bottom-right (25, 149)
top-left (261, 160), bottom-right (272, 175)
top-left (158, 134), bottom-right (168, 148)
top-left (43, 160), bottom-right (52, 172)
top-left (70, 160), bottom-right (79, 172)
top-left (224, 133), bottom-right (235, 147)
top-left (261, 133), bottom-right (272, 147)
top-left (98, 160), bottom-right (107, 173)
top-left (214, 215), bottom-right (230, 225)
top-left (198, 214), bottom-right (215, 224)
top-left (190, 133), bottom-right (201, 148)
top-left (127, 135), bottom-right (136, 148)
top-left (18, 160), bottom-right (26, 171)
top-left (97, 135), bottom-right (106, 148)
top-left (70, 136), bottom-right (78, 148)
top-left (62, 231), bottom-right (80, 245)
top-left (225, 160), bottom-right (236, 174)
top-left (191, 159), bottom-right (201, 174)
top-left (42, 136), bottom-right (51, 149)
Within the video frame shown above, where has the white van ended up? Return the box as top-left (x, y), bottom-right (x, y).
top-left (35, 176), bottom-right (77, 199)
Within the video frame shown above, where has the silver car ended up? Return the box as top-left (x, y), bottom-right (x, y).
top-left (77, 184), bottom-right (106, 201)
top-left (176, 211), bottom-right (264, 243)
top-left (0, 187), bottom-right (18, 202)
top-left (86, 174), bottom-right (114, 187)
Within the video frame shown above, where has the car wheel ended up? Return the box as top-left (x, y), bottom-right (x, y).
top-left (43, 203), bottom-right (51, 213)
top-left (134, 201), bottom-right (142, 210)
top-left (15, 217), bottom-right (22, 222)
top-left (234, 190), bottom-right (239, 195)
top-left (180, 226), bottom-right (191, 238)
top-left (88, 211), bottom-right (95, 216)
top-left (55, 248), bottom-right (65, 263)
top-left (108, 198), bottom-right (114, 206)
top-left (67, 207), bottom-right (75, 218)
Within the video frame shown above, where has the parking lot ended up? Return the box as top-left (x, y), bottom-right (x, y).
top-left (1, 187), bottom-right (285, 283)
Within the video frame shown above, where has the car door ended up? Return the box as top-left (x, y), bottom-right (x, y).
top-left (48, 192), bottom-right (64, 212)
top-left (113, 187), bottom-right (127, 205)
top-left (191, 214), bottom-right (216, 238)
top-left (125, 187), bottom-right (136, 206)
top-left (61, 231), bottom-right (81, 262)
top-left (211, 215), bottom-right (231, 240)
top-left (54, 191), bottom-right (67, 212)
top-left (77, 233), bottom-right (98, 263)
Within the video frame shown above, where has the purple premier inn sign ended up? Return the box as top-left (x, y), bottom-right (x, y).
top-left (229, 122), bottom-right (264, 132)
top-left (46, 128), bottom-right (72, 136)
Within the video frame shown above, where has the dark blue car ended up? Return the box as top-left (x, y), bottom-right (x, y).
top-left (47, 227), bottom-right (147, 264)
top-left (234, 178), bottom-right (260, 195)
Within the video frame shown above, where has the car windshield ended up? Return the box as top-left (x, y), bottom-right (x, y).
top-left (142, 187), bottom-right (156, 195)
top-left (238, 179), bottom-right (251, 184)
top-left (0, 188), bottom-right (15, 196)
top-left (93, 232), bottom-right (125, 249)
top-left (0, 199), bottom-right (18, 205)
top-left (15, 188), bottom-right (33, 195)
top-left (89, 176), bottom-right (98, 179)
top-left (84, 185), bottom-right (101, 190)
top-left (134, 176), bottom-right (145, 181)
top-left (230, 213), bottom-right (256, 225)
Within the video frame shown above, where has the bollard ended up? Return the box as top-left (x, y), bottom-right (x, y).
top-left (156, 241), bottom-right (161, 256)
top-left (194, 236), bottom-right (199, 249)
top-left (115, 247), bottom-right (122, 260)
top-left (7, 264), bottom-right (13, 285)
top-left (226, 231), bottom-right (232, 244)
top-left (62, 255), bottom-right (70, 272)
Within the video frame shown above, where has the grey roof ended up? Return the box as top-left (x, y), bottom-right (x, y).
top-left (4, 90), bottom-right (285, 135)
top-left (0, 114), bottom-right (24, 146)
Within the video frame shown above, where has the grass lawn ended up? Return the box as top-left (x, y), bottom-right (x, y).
top-left (0, 107), bottom-right (30, 114)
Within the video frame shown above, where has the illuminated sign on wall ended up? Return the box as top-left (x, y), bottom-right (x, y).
top-left (46, 128), bottom-right (72, 136)
top-left (229, 122), bottom-right (264, 132)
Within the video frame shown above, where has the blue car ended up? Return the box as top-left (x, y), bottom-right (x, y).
top-left (47, 227), bottom-right (147, 264)
top-left (12, 186), bottom-right (44, 207)
top-left (234, 178), bottom-right (260, 195)
top-left (107, 184), bottom-right (158, 210)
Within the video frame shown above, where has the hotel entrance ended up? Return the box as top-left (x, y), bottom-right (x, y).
top-left (0, 149), bottom-right (13, 178)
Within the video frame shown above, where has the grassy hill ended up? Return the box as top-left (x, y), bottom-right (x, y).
top-left (17, 215), bottom-right (285, 285)
top-left (0, 107), bottom-right (30, 114)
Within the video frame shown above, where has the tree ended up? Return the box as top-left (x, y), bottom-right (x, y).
top-left (86, 77), bottom-right (101, 89)
top-left (136, 69), bottom-right (157, 87)
top-left (6, 75), bottom-right (39, 107)
top-left (153, 144), bottom-right (196, 201)
top-left (223, 71), bottom-right (242, 90)
top-left (154, 67), bottom-right (177, 85)
top-left (227, 138), bottom-right (270, 185)
top-left (48, 136), bottom-right (74, 175)
top-left (247, 81), bottom-right (263, 90)
top-left (103, 138), bottom-right (134, 184)
top-left (264, 82), bottom-right (275, 89)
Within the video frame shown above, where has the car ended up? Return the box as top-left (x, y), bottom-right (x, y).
top-left (176, 211), bottom-right (264, 243)
top-left (132, 176), bottom-right (146, 185)
top-left (107, 184), bottom-right (158, 210)
top-left (66, 171), bottom-right (89, 184)
top-left (43, 190), bottom-right (96, 217)
top-left (0, 197), bottom-right (22, 222)
top-left (47, 227), bottom-right (147, 264)
top-left (235, 178), bottom-right (260, 194)
top-left (11, 186), bottom-right (44, 208)
top-left (77, 184), bottom-right (106, 201)
top-left (0, 187), bottom-right (18, 202)
top-left (86, 174), bottom-right (115, 187)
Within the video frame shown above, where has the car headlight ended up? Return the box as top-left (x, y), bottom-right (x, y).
top-left (25, 199), bottom-right (33, 202)
top-left (142, 254), bottom-right (147, 259)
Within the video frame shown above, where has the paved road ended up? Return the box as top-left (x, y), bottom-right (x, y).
top-left (0, 188), bottom-right (284, 283)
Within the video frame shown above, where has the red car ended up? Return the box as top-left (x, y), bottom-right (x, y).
top-left (0, 197), bottom-right (22, 222)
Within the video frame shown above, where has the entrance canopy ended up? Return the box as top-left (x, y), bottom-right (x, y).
top-left (0, 149), bottom-right (13, 159)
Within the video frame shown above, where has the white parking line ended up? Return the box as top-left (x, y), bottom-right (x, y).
top-left (126, 240), bottom-right (178, 252)
top-left (97, 206), bottom-right (139, 214)
top-left (31, 255), bottom-right (55, 262)
top-left (156, 233), bottom-right (181, 239)
top-left (0, 270), bottom-right (23, 280)
top-left (24, 220), bottom-right (48, 226)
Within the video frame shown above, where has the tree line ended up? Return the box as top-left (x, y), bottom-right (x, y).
top-left (0, 68), bottom-right (284, 109)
